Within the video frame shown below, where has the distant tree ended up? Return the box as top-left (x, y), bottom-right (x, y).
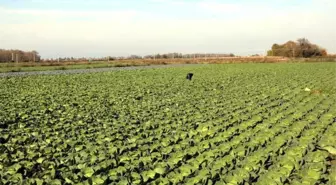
top-left (0, 49), bottom-right (41, 62)
top-left (267, 38), bottom-right (327, 58)
top-left (321, 49), bottom-right (327, 56)
top-left (107, 56), bottom-right (116, 61)
top-left (128, 55), bottom-right (142, 59)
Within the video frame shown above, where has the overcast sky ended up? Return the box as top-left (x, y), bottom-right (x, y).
top-left (0, 0), bottom-right (335, 58)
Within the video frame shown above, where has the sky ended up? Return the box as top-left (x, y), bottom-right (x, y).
top-left (0, 0), bottom-right (335, 58)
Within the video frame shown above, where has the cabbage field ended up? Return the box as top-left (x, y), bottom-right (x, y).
top-left (0, 63), bottom-right (335, 185)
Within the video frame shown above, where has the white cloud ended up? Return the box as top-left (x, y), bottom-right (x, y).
top-left (0, 0), bottom-right (335, 57)
top-left (149, 0), bottom-right (188, 5)
top-left (196, 1), bottom-right (243, 13)
top-left (149, 0), bottom-right (243, 12)
top-left (0, 6), bottom-right (138, 20)
top-left (2, 13), bottom-right (334, 57)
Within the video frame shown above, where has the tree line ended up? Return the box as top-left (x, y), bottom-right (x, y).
top-left (43, 53), bottom-right (236, 62)
top-left (142, 53), bottom-right (235, 59)
top-left (267, 38), bottom-right (327, 58)
top-left (0, 49), bottom-right (41, 63)
top-left (0, 38), bottom-right (330, 63)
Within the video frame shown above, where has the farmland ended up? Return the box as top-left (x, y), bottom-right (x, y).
top-left (0, 63), bottom-right (335, 184)
top-left (1, 56), bottom-right (333, 73)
